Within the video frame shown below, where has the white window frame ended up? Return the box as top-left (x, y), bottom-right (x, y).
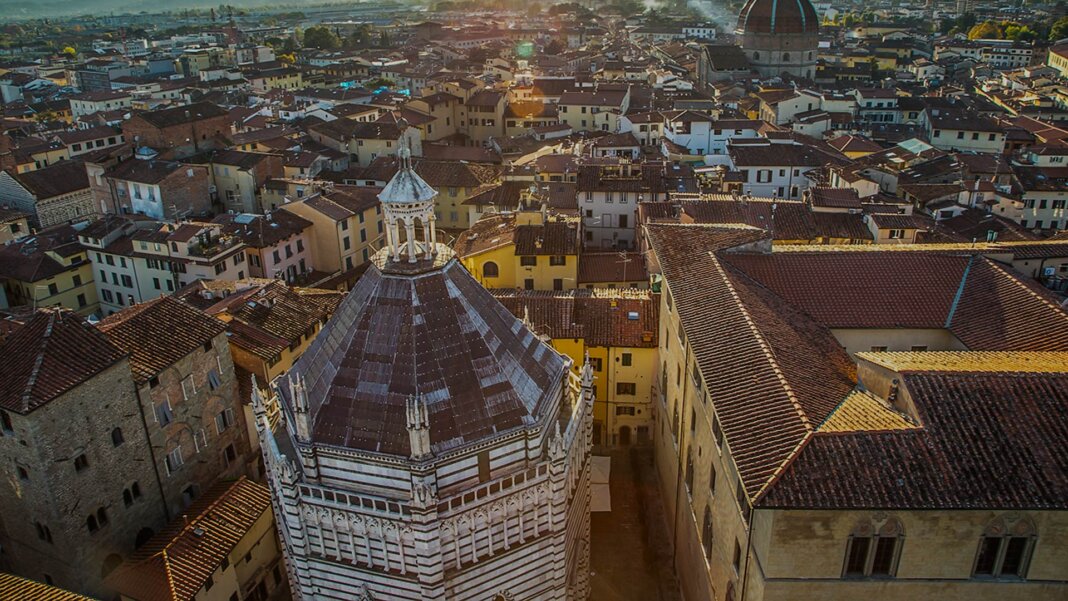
top-left (181, 375), bottom-right (196, 399)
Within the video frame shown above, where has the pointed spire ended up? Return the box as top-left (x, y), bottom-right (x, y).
top-left (289, 373), bottom-right (311, 441)
top-left (406, 394), bottom-right (432, 460)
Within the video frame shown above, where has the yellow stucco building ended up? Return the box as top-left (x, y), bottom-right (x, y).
top-left (454, 208), bottom-right (581, 290)
top-left (0, 232), bottom-right (99, 316)
top-left (491, 288), bottom-right (660, 446)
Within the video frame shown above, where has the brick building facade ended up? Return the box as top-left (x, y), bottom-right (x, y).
top-left (121, 102), bottom-right (231, 159)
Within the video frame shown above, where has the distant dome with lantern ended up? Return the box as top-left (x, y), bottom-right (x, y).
top-left (736, 0), bottom-right (820, 79)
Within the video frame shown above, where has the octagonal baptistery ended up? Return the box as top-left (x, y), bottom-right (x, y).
top-left (254, 152), bottom-right (594, 601)
top-left (737, 0), bottom-right (820, 79)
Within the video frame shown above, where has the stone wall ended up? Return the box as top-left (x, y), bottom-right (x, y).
top-left (0, 359), bottom-right (168, 597)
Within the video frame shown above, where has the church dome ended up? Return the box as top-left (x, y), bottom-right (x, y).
top-left (279, 250), bottom-right (570, 457)
top-left (737, 0), bottom-right (819, 35)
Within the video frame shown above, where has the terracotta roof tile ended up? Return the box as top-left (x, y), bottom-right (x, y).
top-left (764, 371), bottom-right (1068, 509)
top-left (578, 251), bottom-right (647, 284)
top-left (646, 224), bottom-right (854, 499)
top-left (514, 220), bottom-right (580, 256)
top-left (491, 288), bottom-right (659, 348)
top-left (98, 296), bottom-right (227, 384)
top-left (0, 309), bottom-right (126, 414)
top-left (818, 389), bottom-right (918, 433)
top-left (8, 160), bottom-right (90, 198)
top-left (0, 573), bottom-right (93, 601)
top-left (105, 478), bottom-right (271, 601)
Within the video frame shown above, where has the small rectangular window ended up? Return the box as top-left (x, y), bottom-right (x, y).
top-left (181, 376), bottom-right (195, 399)
top-left (208, 370), bottom-right (221, 390)
top-left (156, 398), bottom-right (173, 426)
top-left (165, 447), bottom-right (183, 474)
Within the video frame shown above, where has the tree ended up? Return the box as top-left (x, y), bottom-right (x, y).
top-left (345, 24), bottom-right (373, 49)
top-left (1004, 24), bottom-right (1038, 42)
top-left (368, 77), bottom-right (395, 89)
top-left (302, 26), bottom-right (340, 50)
top-left (1051, 16), bottom-right (1068, 41)
top-left (61, 46), bottom-right (76, 59)
top-left (968, 21), bottom-right (1002, 40)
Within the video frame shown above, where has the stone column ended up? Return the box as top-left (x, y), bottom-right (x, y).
top-left (391, 220), bottom-right (403, 262)
top-left (422, 220), bottom-right (432, 259)
top-left (406, 219), bottom-right (418, 263)
top-left (384, 216), bottom-right (395, 258)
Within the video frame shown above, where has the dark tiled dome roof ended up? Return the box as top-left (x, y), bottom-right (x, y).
top-left (284, 254), bottom-right (569, 456)
top-left (737, 0), bottom-right (819, 35)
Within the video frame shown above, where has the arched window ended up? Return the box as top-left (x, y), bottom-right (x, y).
top-left (973, 516), bottom-right (1036, 579)
top-left (123, 489), bottom-right (133, 507)
top-left (783, 52), bottom-right (791, 62)
top-left (97, 508), bottom-right (109, 526)
top-left (132, 482), bottom-right (141, 499)
top-left (483, 261), bottom-right (499, 278)
top-left (702, 506), bottom-right (714, 559)
top-left (111, 427), bottom-right (124, 447)
top-left (86, 515), bottom-right (98, 533)
top-left (753, 51), bottom-right (760, 60)
top-left (709, 463), bottom-right (717, 496)
top-left (843, 516), bottom-right (903, 578)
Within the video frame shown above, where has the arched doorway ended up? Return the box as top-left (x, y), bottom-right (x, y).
top-left (618, 426), bottom-right (631, 446)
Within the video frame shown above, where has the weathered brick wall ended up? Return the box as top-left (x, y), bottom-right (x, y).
top-left (159, 166), bottom-right (212, 218)
top-left (0, 358), bottom-right (168, 598)
top-left (122, 114), bottom-right (231, 159)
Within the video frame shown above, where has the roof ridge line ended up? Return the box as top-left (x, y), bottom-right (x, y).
top-left (708, 251), bottom-right (813, 434)
top-left (944, 253), bottom-right (975, 329)
top-left (161, 547), bottom-right (179, 601)
top-left (754, 430), bottom-right (814, 503)
top-left (21, 311), bottom-right (56, 413)
top-left (983, 257), bottom-right (1068, 321)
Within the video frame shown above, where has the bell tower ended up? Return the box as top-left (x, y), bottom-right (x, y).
top-left (377, 119), bottom-right (438, 263)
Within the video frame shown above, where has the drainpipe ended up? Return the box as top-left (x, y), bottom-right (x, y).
top-left (740, 511), bottom-right (754, 601)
